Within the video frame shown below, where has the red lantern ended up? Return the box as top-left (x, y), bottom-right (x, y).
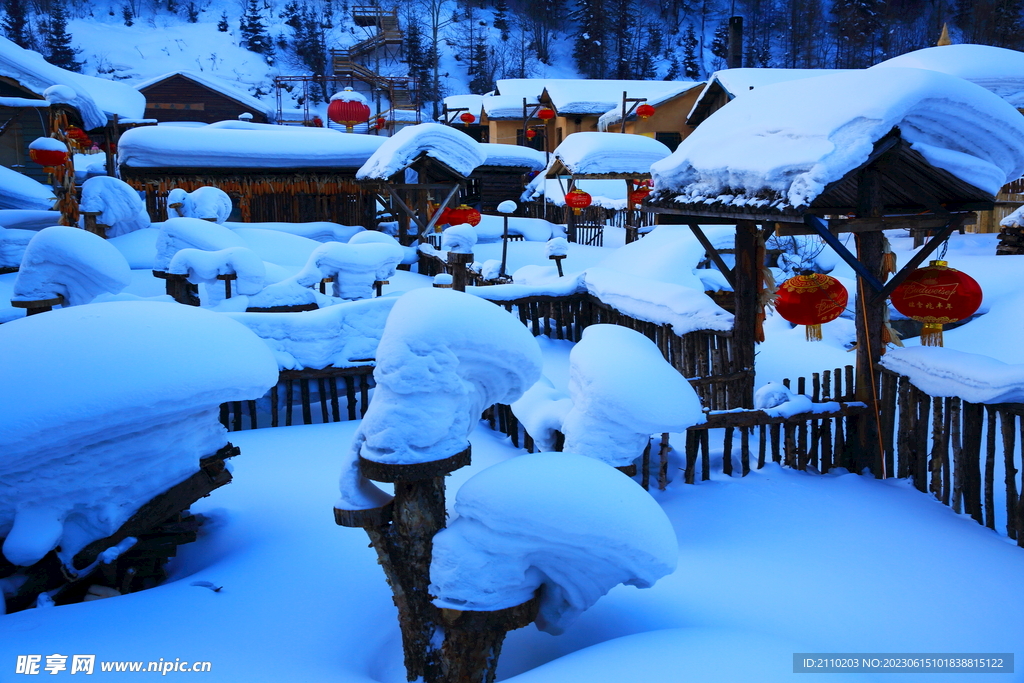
top-left (636, 103), bottom-right (656, 119)
top-left (459, 112), bottom-right (476, 124)
top-left (629, 185), bottom-right (651, 207)
top-left (446, 204), bottom-right (481, 227)
top-left (525, 128), bottom-right (537, 140)
top-left (565, 188), bottom-right (592, 215)
top-left (890, 260), bottom-right (982, 347)
top-left (775, 273), bottom-right (849, 341)
top-left (28, 137), bottom-right (68, 168)
top-left (537, 107), bottom-right (555, 120)
top-left (433, 206), bottom-right (452, 231)
top-left (327, 95), bottom-right (371, 132)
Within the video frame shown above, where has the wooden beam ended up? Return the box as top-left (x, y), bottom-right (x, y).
top-left (869, 213), bottom-right (969, 305)
top-left (687, 222), bottom-right (735, 288)
top-left (696, 403), bottom-right (867, 430)
top-left (384, 184), bottom-right (428, 233)
top-left (803, 215), bottom-right (885, 293)
top-left (420, 183), bottom-right (462, 238)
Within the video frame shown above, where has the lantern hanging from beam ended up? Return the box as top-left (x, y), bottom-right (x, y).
top-left (446, 204), bottom-right (482, 227)
top-left (525, 128), bottom-right (537, 140)
top-left (459, 112), bottom-right (476, 124)
top-left (775, 273), bottom-right (849, 342)
top-left (537, 107), bottom-right (555, 120)
top-left (565, 188), bottom-right (592, 215)
top-left (636, 103), bottom-right (656, 119)
top-left (328, 88), bottom-right (371, 132)
top-left (28, 137), bottom-right (69, 168)
top-left (629, 187), bottom-right (651, 207)
top-left (889, 260), bottom-right (981, 347)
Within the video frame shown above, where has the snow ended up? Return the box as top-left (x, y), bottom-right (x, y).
top-left (78, 176), bottom-right (150, 237)
top-left (430, 452), bottom-right (678, 633)
top-left (0, 36), bottom-right (145, 130)
top-left (229, 227), bottom-right (321, 267)
top-left (167, 247), bottom-right (265, 296)
top-left (510, 377), bottom-right (573, 451)
top-left (12, 226), bottom-right (131, 305)
top-left (688, 67), bottom-right (854, 122)
top-left (872, 44), bottom-right (1024, 108)
top-left (28, 136), bottom-right (67, 153)
top-left (546, 237), bottom-right (569, 257)
top-left (118, 123), bottom-right (386, 169)
top-left (498, 200), bottom-right (518, 214)
top-left (356, 123), bottom-right (487, 180)
top-left (480, 143), bottom-right (547, 170)
top-left (475, 214), bottom-right (560, 242)
top-left (538, 78), bottom-right (699, 115)
top-left (0, 209), bottom-right (61, 229)
top-left (168, 186), bottom-right (232, 224)
top-left (441, 224), bottom-right (477, 254)
top-left (224, 220), bottom-right (365, 244)
top-left (598, 81), bottom-right (702, 129)
top-left (0, 165), bottom-right (55, 211)
top-left (541, 132), bottom-right (671, 176)
top-left (0, 227), bottom-right (36, 268)
top-left (653, 68), bottom-right (1024, 209)
top-left (561, 325), bottom-right (705, 467)
top-left (341, 288), bottom-right (541, 476)
top-left (879, 346), bottom-right (1024, 404)
top-left (0, 301), bottom-right (277, 566)
top-left (225, 297), bottom-right (396, 371)
top-left (293, 241), bottom-right (404, 300)
top-left (153, 217), bottom-right (248, 271)
top-left (525, 178), bottom-right (630, 209)
top-left (441, 94), bottom-right (484, 123)
top-left (1002, 204), bottom-right (1024, 228)
top-left (330, 87), bottom-right (368, 104)
top-left (134, 70), bottom-right (277, 121)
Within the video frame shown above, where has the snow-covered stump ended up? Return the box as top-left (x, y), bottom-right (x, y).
top-left (442, 224), bottom-right (477, 293)
top-left (437, 598), bottom-right (539, 683)
top-left (335, 288), bottom-right (541, 683)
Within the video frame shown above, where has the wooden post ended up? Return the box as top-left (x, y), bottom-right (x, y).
top-left (732, 220), bottom-right (759, 409)
top-left (852, 168), bottom-right (886, 476)
top-left (448, 252), bottom-right (473, 292)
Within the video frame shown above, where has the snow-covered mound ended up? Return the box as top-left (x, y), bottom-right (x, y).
top-left (225, 220), bottom-right (365, 244)
top-left (167, 246), bottom-right (265, 296)
top-left (78, 176), bottom-right (150, 237)
top-left (118, 123), bottom-right (385, 169)
top-left (0, 165), bottom-right (55, 211)
top-left (225, 296), bottom-right (397, 371)
top-left (872, 44), bottom-right (1024, 108)
top-left (356, 123), bottom-right (487, 180)
top-left (479, 143), bottom-right (546, 170)
top-left (168, 186), bottom-right (232, 223)
top-left (652, 68), bottom-right (1024, 209)
top-left (0, 301), bottom-right (278, 566)
top-left (879, 346), bottom-right (1024, 404)
top-left (429, 451), bottom-right (678, 633)
top-left (293, 241), bottom-right (404, 300)
top-left (345, 287), bottom-right (541, 469)
top-left (442, 224), bottom-right (477, 254)
top-left (550, 132), bottom-right (671, 176)
top-left (0, 226), bottom-right (36, 268)
top-left (12, 226), bottom-right (131, 305)
top-left (510, 376), bottom-right (572, 451)
top-left (0, 36), bottom-right (145, 129)
top-left (154, 217), bottom-right (247, 271)
top-left (562, 324), bottom-right (705, 467)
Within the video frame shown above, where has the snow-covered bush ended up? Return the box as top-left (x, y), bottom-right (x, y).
top-left (78, 176), bottom-right (150, 237)
top-left (167, 186), bottom-right (232, 224)
top-left (0, 301), bottom-right (278, 566)
top-left (430, 451), bottom-right (678, 634)
top-left (12, 226), bottom-right (131, 306)
top-left (562, 324), bottom-right (705, 467)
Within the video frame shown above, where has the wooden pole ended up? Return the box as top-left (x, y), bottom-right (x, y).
top-left (732, 220), bottom-right (759, 408)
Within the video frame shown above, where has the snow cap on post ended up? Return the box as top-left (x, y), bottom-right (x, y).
top-left (562, 324), bottom-right (705, 467)
top-left (78, 176), bottom-right (151, 237)
top-left (442, 224), bottom-right (477, 254)
top-left (429, 451), bottom-right (678, 634)
top-left (12, 226), bottom-right (131, 306)
top-left (153, 217), bottom-right (248, 272)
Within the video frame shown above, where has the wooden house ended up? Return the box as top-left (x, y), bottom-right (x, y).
top-left (118, 122), bottom-right (384, 225)
top-left (441, 94), bottom-right (487, 142)
top-left (596, 82), bottom-right (706, 150)
top-left (136, 71), bottom-right (276, 125)
top-left (469, 143), bottom-right (545, 214)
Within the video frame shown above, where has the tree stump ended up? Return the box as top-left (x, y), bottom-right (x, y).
top-left (447, 252), bottom-right (473, 292)
top-left (10, 294), bottom-right (64, 316)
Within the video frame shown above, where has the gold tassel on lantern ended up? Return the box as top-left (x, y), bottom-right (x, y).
top-left (920, 322), bottom-right (944, 347)
top-left (805, 323), bottom-right (823, 342)
top-left (881, 236), bottom-right (897, 278)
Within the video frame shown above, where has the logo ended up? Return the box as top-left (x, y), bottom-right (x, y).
top-left (900, 282), bottom-right (959, 301)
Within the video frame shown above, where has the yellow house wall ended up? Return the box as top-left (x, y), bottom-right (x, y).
top-left (621, 88), bottom-right (702, 140)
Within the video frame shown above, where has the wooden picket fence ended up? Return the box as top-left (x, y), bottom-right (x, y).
top-left (220, 365), bottom-right (375, 431)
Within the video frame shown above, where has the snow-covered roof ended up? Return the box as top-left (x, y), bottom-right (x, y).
top-left (687, 68), bottom-right (853, 124)
top-left (651, 68), bottom-right (1024, 212)
top-left (479, 142), bottom-right (546, 170)
top-left (0, 165), bottom-right (55, 211)
top-left (440, 94), bottom-right (484, 123)
top-left (872, 45), bottom-right (1024, 108)
top-left (482, 94), bottom-right (532, 120)
top-left (598, 81), bottom-right (704, 130)
top-left (134, 70), bottom-right (277, 122)
top-left (356, 122), bottom-right (486, 180)
top-left (543, 79), bottom-right (700, 115)
top-left (544, 132), bottom-right (670, 177)
top-left (0, 36), bottom-right (145, 130)
top-left (118, 122), bottom-right (386, 169)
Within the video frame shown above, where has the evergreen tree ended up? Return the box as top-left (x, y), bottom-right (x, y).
top-left (682, 24), bottom-right (700, 79)
top-left (44, 1), bottom-right (82, 71)
top-left (239, 0), bottom-right (273, 55)
top-left (185, 1), bottom-right (199, 22)
top-left (280, 0), bottom-right (302, 29)
top-left (217, 11), bottom-right (229, 31)
top-left (2, 0), bottom-right (30, 49)
top-left (494, 0), bottom-right (509, 40)
top-left (831, 0), bottom-right (885, 67)
top-left (121, 3), bottom-right (134, 26)
top-left (709, 20), bottom-right (729, 68)
top-left (572, 0), bottom-right (607, 78)
top-left (166, 0), bottom-right (178, 13)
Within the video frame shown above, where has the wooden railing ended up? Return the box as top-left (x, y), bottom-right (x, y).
top-left (221, 365), bottom-right (375, 431)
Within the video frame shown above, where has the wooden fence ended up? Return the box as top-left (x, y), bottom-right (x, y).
top-left (877, 368), bottom-right (1024, 546)
top-left (220, 365), bottom-right (375, 431)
